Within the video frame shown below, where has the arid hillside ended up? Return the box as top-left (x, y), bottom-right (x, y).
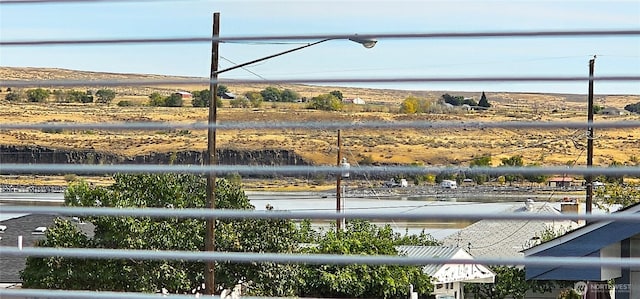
top-left (1, 67), bottom-right (639, 168)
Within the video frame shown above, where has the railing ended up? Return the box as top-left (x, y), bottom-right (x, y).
top-left (1, 0), bottom-right (639, 298)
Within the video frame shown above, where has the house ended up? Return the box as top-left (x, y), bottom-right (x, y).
top-left (0, 214), bottom-right (94, 288)
top-left (547, 176), bottom-right (574, 188)
top-left (174, 91), bottom-right (192, 99)
top-left (441, 201), bottom-right (578, 259)
top-left (343, 98), bottom-right (366, 105)
top-left (220, 92), bottom-right (236, 99)
top-left (0, 214), bottom-right (56, 286)
top-left (396, 245), bottom-right (495, 299)
top-left (600, 107), bottom-right (627, 116)
top-left (523, 203), bottom-right (640, 299)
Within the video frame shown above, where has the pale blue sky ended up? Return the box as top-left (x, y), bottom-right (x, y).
top-left (1, 0), bottom-right (639, 94)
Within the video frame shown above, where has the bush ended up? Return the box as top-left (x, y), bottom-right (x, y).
top-left (26, 88), bottom-right (50, 102)
top-left (64, 174), bottom-right (78, 182)
top-left (117, 100), bottom-right (133, 107)
top-left (96, 89), bottom-right (116, 104)
top-left (230, 97), bottom-right (250, 108)
top-left (306, 94), bottom-right (343, 111)
top-left (5, 91), bottom-right (23, 102)
top-left (624, 101), bottom-right (640, 113)
top-left (42, 127), bottom-right (63, 134)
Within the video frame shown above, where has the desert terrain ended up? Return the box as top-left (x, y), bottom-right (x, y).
top-left (1, 67), bottom-right (639, 186)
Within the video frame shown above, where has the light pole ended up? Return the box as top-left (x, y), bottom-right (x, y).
top-left (205, 12), bottom-right (376, 295)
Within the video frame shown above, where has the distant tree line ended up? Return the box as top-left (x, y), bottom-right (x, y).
top-left (4, 88), bottom-right (117, 104)
top-left (399, 92), bottom-right (491, 114)
top-left (625, 101), bottom-right (640, 113)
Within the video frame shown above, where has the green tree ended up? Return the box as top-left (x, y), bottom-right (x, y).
top-left (65, 90), bottom-right (93, 103)
top-left (624, 101), bottom-right (640, 113)
top-left (329, 90), bottom-right (343, 100)
top-left (500, 155), bottom-right (524, 184)
top-left (22, 174), bottom-right (300, 296)
top-left (523, 163), bottom-right (549, 184)
top-left (595, 182), bottom-right (640, 210)
top-left (400, 96), bottom-right (419, 114)
top-left (441, 93), bottom-right (464, 106)
top-left (5, 91), bottom-right (23, 102)
top-left (192, 90), bottom-right (222, 108)
top-left (306, 93), bottom-right (343, 111)
top-left (478, 91), bottom-right (491, 108)
top-left (468, 155), bottom-right (492, 184)
top-left (281, 89), bottom-right (300, 102)
top-left (603, 160), bottom-right (624, 184)
top-left (148, 92), bottom-right (164, 106)
top-left (260, 86), bottom-right (282, 102)
top-left (95, 89), bottom-right (116, 104)
top-left (229, 97), bottom-right (250, 108)
top-left (216, 84), bottom-right (229, 97)
top-left (465, 266), bottom-right (555, 299)
top-left (298, 220), bottom-right (435, 298)
top-left (244, 91), bottom-right (263, 108)
top-left (593, 104), bottom-right (604, 114)
top-left (164, 93), bottom-right (184, 107)
top-left (26, 88), bottom-right (50, 102)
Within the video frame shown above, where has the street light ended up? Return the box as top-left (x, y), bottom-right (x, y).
top-left (205, 12), bottom-right (376, 295)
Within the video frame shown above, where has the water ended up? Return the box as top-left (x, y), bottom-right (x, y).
top-left (0, 191), bottom-right (565, 239)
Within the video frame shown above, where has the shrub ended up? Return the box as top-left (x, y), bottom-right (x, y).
top-left (117, 100), bottom-right (133, 107)
top-left (26, 88), bottom-right (50, 102)
top-left (5, 91), bottom-right (23, 102)
top-left (64, 174), bottom-right (78, 182)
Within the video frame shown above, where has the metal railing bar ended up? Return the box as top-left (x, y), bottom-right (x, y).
top-left (1, 75), bottom-right (639, 87)
top-left (1, 164), bottom-right (639, 176)
top-left (1, 30), bottom-right (639, 46)
top-left (2, 246), bottom-right (640, 268)
top-left (2, 120), bottom-right (640, 131)
top-left (2, 205), bottom-right (639, 222)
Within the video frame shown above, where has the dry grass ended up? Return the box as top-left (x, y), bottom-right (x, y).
top-left (1, 67), bottom-right (639, 170)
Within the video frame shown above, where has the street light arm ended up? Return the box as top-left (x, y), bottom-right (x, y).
top-left (215, 38), bottom-right (332, 75)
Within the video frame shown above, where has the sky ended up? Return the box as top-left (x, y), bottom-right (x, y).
top-left (1, 0), bottom-right (639, 94)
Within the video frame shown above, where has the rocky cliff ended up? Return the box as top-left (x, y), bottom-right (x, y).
top-left (0, 145), bottom-right (310, 174)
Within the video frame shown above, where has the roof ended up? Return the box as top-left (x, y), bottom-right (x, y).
top-left (440, 202), bottom-right (576, 258)
top-left (547, 177), bottom-right (573, 182)
top-left (396, 245), bottom-right (460, 275)
top-left (0, 214), bottom-right (95, 283)
top-left (524, 203), bottom-right (640, 280)
top-left (0, 214), bottom-right (57, 283)
top-left (396, 245), bottom-right (495, 283)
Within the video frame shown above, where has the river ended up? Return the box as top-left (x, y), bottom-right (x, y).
top-left (0, 190), bottom-right (567, 239)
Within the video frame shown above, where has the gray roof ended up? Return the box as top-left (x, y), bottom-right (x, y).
top-left (395, 245), bottom-right (461, 275)
top-left (0, 214), bottom-right (56, 283)
top-left (440, 202), bottom-right (574, 258)
top-left (0, 214), bottom-right (94, 283)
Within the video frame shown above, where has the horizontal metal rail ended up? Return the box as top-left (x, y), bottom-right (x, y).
top-left (1, 30), bottom-right (639, 46)
top-left (2, 205), bottom-right (639, 222)
top-left (3, 247), bottom-right (640, 268)
top-left (2, 120), bottom-right (640, 131)
top-left (1, 75), bottom-right (639, 87)
top-left (1, 164), bottom-right (639, 176)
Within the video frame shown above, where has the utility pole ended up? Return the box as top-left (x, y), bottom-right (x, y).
top-left (205, 11), bottom-right (220, 296)
top-left (336, 129), bottom-right (342, 232)
top-left (586, 56), bottom-right (596, 215)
